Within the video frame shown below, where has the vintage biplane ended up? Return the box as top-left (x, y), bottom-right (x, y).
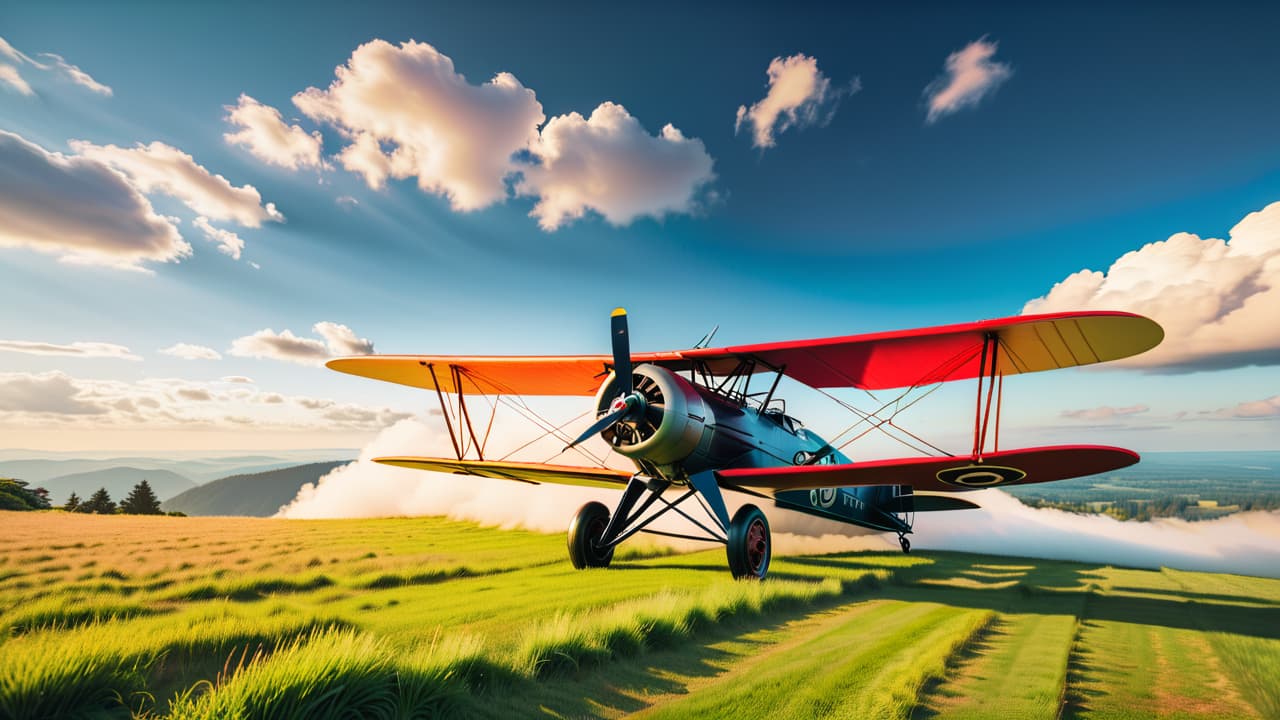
top-left (328, 309), bottom-right (1162, 580)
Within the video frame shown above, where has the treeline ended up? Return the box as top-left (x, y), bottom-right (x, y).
top-left (0, 477), bottom-right (184, 516)
top-left (63, 479), bottom-right (185, 516)
top-left (1018, 495), bottom-right (1280, 522)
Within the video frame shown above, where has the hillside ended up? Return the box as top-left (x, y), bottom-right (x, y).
top-left (0, 452), bottom-right (355, 485)
top-left (160, 461), bottom-right (348, 516)
top-left (41, 467), bottom-right (196, 504)
top-left (0, 511), bottom-right (1276, 719)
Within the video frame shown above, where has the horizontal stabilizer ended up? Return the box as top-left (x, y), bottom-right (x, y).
top-left (375, 457), bottom-right (631, 489)
top-left (884, 494), bottom-right (982, 513)
top-left (718, 445), bottom-right (1138, 493)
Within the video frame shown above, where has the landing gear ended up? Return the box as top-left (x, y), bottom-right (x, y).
top-left (567, 501), bottom-right (614, 569)
top-left (898, 534), bottom-right (911, 554)
top-left (727, 504), bottom-right (771, 580)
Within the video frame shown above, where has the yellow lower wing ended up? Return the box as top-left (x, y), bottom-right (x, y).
top-left (374, 457), bottom-right (631, 489)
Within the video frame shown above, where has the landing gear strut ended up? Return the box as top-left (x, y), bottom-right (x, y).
top-left (898, 534), bottom-right (911, 554)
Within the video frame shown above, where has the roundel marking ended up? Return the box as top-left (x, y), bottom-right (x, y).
top-left (936, 464), bottom-right (1027, 488)
top-left (808, 487), bottom-right (838, 508)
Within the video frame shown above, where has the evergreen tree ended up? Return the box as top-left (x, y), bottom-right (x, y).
top-left (63, 491), bottom-right (82, 512)
top-left (121, 479), bottom-right (163, 515)
top-left (83, 487), bottom-right (117, 514)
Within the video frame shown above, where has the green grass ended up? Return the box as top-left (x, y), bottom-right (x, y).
top-left (1, 510), bottom-right (1278, 719)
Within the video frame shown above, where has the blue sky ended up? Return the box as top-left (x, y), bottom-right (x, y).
top-left (1, 1), bottom-right (1278, 453)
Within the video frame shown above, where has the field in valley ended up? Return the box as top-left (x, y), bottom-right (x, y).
top-left (1, 510), bottom-right (1277, 719)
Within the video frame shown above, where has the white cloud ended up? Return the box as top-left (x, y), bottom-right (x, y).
top-left (0, 339), bottom-right (141, 360)
top-left (0, 130), bottom-right (190, 271)
top-left (224, 94), bottom-right (325, 170)
top-left (335, 195), bottom-right (358, 209)
top-left (313, 321), bottom-right (374, 355)
top-left (924, 38), bottom-right (1012, 123)
top-left (1061, 404), bottom-right (1149, 421)
top-left (192, 216), bottom-right (245, 260)
top-left (0, 63), bottom-right (32, 95)
top-left (515, 102), bottom-right (715, 230)
top-left (734, 53), bottom-right (854, 150)
top-left (229, 321), bottom-right (373, 365)
top-left (0, 36), bottom-right (111, 96)
top-left (291, 38), bottom-right (714, 231)
top-left (221, 375), bottom-right (254, 384)
top-left (38, 53), bottom-right (112, 96)
top-left (1216, 396), bottom-right (1280, 419)
top-left (0, 371), bottom-right (107, 415)
top-left (70, 140), bottom-right (284, 227)
top-left (294, 39), bottom-right (544, 211)
top-left (160, 343), bottom-right (222, 361)
top-left (1024, 200), bottom-right (1280, 371)
top-left (0, 370), bottom-right (411, 433)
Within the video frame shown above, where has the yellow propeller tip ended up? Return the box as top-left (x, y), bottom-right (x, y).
top-left (611, 307), bottom-right (627, 317)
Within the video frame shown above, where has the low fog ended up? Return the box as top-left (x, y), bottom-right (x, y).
top-left (279, 418), bottom-right (1280, 578)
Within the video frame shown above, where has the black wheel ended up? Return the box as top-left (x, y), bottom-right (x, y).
top-left (567, 501), bottom-right (614, 569)
top-left (899, 535), bottom-right (911, 554)
top-left (726, 504), bottom-right (771, 580)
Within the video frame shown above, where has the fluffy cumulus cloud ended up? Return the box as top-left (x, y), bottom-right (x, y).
top-left (192, 216), bottom-right (245, 260)
top-left (229, 321), bottom-right (374, 365)
top-left (313, 321), bottom-right (374, 355)
top-left (224, 94), bottom-right (325, 170)
top-left (0, 371), bottom-right (412, 433)
top-left (516, 102), bottom-right (715, 230)
top-left (0, 130), bottom-right (190, 270)
top-left (293, 39), bottom-right (544, 211)
top-left (1061, 405), bottom-right (1149, 421)
top-left (1024, 200), bottom-right (1280, 372)
top-left (159, 343), bottom-right (222, 360)
top-left (735, 53), bottom-right (855, 150)
top-left (291, 38), bottom-right (713, 230)
top-left (924, 38), bottom-right (1012, 123)
top-left (0, 36), bottom-right (111, 96)
top-left (70, 140), bottom-right (283, 227)
top-left (0, 339), bottom-right (140, 360)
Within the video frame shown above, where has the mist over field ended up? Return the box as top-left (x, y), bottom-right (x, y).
top-left (279, 419), bottom-right (1280, 578)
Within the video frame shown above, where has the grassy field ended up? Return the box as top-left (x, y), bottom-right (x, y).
top-left (1, 511), bottom-right (1277, 719)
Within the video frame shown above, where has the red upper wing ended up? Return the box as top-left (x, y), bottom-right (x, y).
top-left (328, 311), bottom-right (1161, 395)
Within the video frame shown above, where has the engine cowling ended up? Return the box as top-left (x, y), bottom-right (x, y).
top-left (592, 364), bottom-right (708, 466)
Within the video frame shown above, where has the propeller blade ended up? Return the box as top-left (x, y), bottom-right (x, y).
top-left (611, 307), bottom-right (633, 396)
top-left (565, 401), bottom-right (632, 451)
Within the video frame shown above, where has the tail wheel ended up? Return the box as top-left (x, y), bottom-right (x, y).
top-left (726, 504), bottom-right (771, 580)
top-left (567, 501), bottom-right (614, 569)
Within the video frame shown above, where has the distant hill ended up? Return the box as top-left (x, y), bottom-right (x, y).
top-left (0, 456), bottom-right (346, 485)
top-left (161, 461), bottom-right (348, 517)
top-left (42, 467), bottom-right (196, 505)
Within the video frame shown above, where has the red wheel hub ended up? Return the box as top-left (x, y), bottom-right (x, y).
top-left (745, 518), bottom-right (768, 573)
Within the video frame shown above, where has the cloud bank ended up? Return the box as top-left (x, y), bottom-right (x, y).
top-left (735, 53), bottom-right (854, 150)
top-left (924, 38), bottom-right (1012, 123)
top-left (1024, 200), bottom-right (1280, 372)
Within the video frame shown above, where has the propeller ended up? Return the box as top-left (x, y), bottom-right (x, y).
top-left (565, 308), bottom-right (641, 451)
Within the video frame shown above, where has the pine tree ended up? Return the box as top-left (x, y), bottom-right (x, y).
top-left (121, 479), bottom-right (162, 515)
top-left (63, 491), bottom-right (82, 512)
top-left (83, 487), bottom-right (117, 514)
